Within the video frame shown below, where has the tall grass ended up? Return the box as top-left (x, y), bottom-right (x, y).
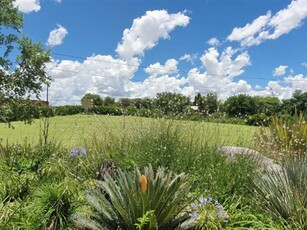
top-left (255, 113), bottom-right (307, 162)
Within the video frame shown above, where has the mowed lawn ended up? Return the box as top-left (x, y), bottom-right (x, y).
top-left (0, 115), bottom-right (259, 148)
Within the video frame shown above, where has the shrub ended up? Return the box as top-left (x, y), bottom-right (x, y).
top-left (253, 159), bottom-right (307, 228)
top-left (245, 113), bottom-right (270, 126)
top-left (54, 105), bottom-right (83, 116)
top-left (72, 165), bottom-right (193, 230)
top-left (92, 105), bottom-right (123, 116)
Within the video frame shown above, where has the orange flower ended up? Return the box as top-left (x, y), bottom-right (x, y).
top-left (140, 175), bottom-right (147, 193)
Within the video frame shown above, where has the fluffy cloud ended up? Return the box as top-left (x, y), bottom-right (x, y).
top-left (227, 0), bottom-right (307, 46)
top-left (46, 25), bottom-right (68, 47)
top-left (207, 37), bottom-right (220, 46)
top-left (127, 75), bottom-right (187, 98)
top-left (179, 54), bottom-right (197, 64)
top-left (116, 10), bottom-right (190, 61)
top-left (13, 0), bottom-right (41, 13)
top-left (186, 47), bottom-right (252, 99)
top-left (284, 74), bottom-right (307, 90)
top-left (45, 55), bottom-right (139, 105)
top-left (273, 65), bottom-right (288, 76)
top-left (302, 62), bottom-right (307, 67)
top-left (144, 59), bottom-right (178, 76)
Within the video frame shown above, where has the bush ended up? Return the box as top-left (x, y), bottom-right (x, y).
top-left (92, 105), bottom-right (123, 116)
top-left (245, 113), bottom-right (270, 126)
top-left (54, 105), bottom-right (83, 116)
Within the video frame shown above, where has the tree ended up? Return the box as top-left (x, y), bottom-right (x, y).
top-left (193, 92), bottom-right (218, 114)
top-left (155, 92), bottom-right (190, 115)
top-left (1, 0), bottom-right (51, 124)
top-left (81, 93), bottom-right (103, 106)
top-left (224, 94), bottom-right (257, 117)
top-left (103, 96), bottom-right (115, 106)
top-left (281, 90), bottom-right (307, 115)
top-left (254, 96), bottom-right (281, 115)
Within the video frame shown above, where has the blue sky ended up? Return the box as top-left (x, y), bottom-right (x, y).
top-left (13, 0), bottom-right (307, 105)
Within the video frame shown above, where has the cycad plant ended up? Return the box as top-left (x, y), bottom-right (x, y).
top-left (253, 159), bottom-right (307, 228)
top-left (73, 165), bottom-right (193, 230)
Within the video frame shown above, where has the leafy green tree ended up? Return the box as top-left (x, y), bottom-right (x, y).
top-left (155, 92), bottom-right (190, 115)
top-left (193, 93), bottom-right (206, 112)
top-left (224, 94), bottom-right (257, 117)
top-left (281, 90), bottom-right (307, 115)
top-left (119, 98), bottom-right (133, 107)
top-left (103, 96), bottom-right (115, 106)
top-left (193, 92), bottom-right (218, 114)
top-left (0, 0), bottom-right (51, 124)
top-left (205, 92), bottom-right (218, 114)
top-left (81, 93), bottom-right (103, 106)
top-left (254, 96), bottom-right (281, 116)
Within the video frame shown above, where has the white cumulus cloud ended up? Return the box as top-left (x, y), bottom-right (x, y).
top-left (47, 25), bottom-right (68, 47)
top-left (144, 59), bottom-right (178, 76)
top-left (13, 0), bottom-right (41, 13)
top-left (116, 10), bottom-right (190, 61)
top-left (273, 65), bottom-right (288, 76)
top-left (227, 0), bottom-right (307, 46)
top-left (187, 47), bottom-right (252, 99)
top-left (207, 37), bottom-right (220, 46)
top-left (302, 62), bottom-right (307, 67)
top-left (179, 54), bottom-right (198, 64)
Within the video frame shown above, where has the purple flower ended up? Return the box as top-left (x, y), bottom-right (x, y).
top-left (189, 212), bottom-right (198, 219)
top-left (198, 197), bottom-right (207, 204)
top-left (70, 147), bottom-right (87, 158)
top-left (191, 203), bottom-right (197, 209)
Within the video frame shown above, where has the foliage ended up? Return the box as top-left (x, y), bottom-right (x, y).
top-left (1, 0), bottom-right (51, 124)
top-left (81, 93), bottom-right (103, 106)
top-left (156, 92), bottom-right (191, 116)
top-left (193, 92), bottom-right (218, 114)
top-left (246, 113), bottom-right (270, 126)
top-left (253, 159), bottom-right (307, 228)
top-left (54, 105), bottom-right (84, 116)
top-left (224, 94), bottom-right (257, 117)
top-left (73, 165), bottom-right (192, 230)
top-left (255, 113), bottom-right (307, 162)
top-left (92, 105), bottom-right (123, 116)
top-left (281, 90), bottom-right (307, 115)
top-left (23, 182), bottom-right (77, 229)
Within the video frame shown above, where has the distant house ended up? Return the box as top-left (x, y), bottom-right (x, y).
top-left (190, 105), bottom-right (199, 111)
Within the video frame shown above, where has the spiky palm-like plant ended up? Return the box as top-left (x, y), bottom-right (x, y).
top-left (253, 159), bottom-right (307, 228)
top-left (73, 165), bottom-right (193, 230)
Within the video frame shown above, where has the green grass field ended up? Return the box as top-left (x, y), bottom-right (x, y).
top-left (0, 115), bottom-right (259, 148)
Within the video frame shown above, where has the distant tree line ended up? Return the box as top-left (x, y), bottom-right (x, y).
top-left (4, 90), bottom-right (306, 126)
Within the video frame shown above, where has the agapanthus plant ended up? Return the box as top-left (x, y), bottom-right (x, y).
top-left (189, 197), bottom-right (229, 229)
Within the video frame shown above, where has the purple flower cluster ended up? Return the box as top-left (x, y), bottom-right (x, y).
top-left (69, 147), bottom-right (87, 158)
top-left (189, 197), bottom-right (229, 223)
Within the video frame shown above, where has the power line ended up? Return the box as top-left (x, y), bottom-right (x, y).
top-left (51, 51), bottom-right (281, 82)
